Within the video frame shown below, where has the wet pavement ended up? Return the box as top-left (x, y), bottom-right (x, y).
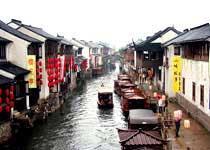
top-left (13, 65), bottom-right (126, 150)
top-left (168, 102), bottom-right (210, 150)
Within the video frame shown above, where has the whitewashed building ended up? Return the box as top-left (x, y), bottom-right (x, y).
top-left (163, 23), bottom-right (210, 131)
top-left (134, 27), bottom-right (180, 87)
top-left (0, 19), bottom-right (43, 112)
top-left (8, 19), bottom-right (60, 100)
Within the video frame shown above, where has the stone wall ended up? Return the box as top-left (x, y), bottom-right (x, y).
top-left (0, 122), bottom-right (11, 144)
top-left (176, 93), bottom-right (210, 131)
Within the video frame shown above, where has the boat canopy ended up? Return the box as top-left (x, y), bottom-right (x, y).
top-left (129, 109), bottom-right (158, 125)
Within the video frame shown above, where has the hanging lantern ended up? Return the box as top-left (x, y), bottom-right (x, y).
top-left (5, 106), bottom-right (10, 112)
top-left (5, 89), bottom-right (9, 96)
top-left (39, 68), bottom-right (42, 72)
top-left (47, 70), bottom-right (51, 75)
top-left (39, 80), bottom-right (43, 85)
top-left (10, 86), bottom-right (14, 92)
top-left (5, 97), bottom-right (10, 104)
top-left (10, 101), bottom-right (14, 108)
top-left (39, 74), bottom-right (43, 79)
top-left (0, 88), bottom-right (2, 95)
top-left (39, 61), bottom-right (42, 66)
top-left (10, 93), bottom-right (14, 100)
top-left (0, 106), bottom-right (2, 113)
top-left (184, 120), bottom-right (190, 129)
top-left (47, 58), bottom-right (51, 63)
top-left (0, 97), bottom-right (2, 103)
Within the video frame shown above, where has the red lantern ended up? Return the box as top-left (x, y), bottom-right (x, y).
top-left (39, 61), bottom-right (42, 66)
top-left (39, 74), bottom-right (42, 79)
top-left (5, 106), bottom-right (10, 112)
top-left (0, 88), bottom-right (2, 95)
top-left (39, 68), bottom-right (42, 72)
top-left (5, 89), bottom-right (9, 96)
top-left (48, 58), bottom-right (51, 63)
top-left (47, 70), bottom-right (51, 75)
top-left (10, 93), bottom-right (14, 100)
top-left (0, 106), bottom-right (2, 113)
top-left (10, 101), bottom-right (14, 108)
top-left (0, 97), bottom-right (2, 103)
top-left (48, 82), bottom-right (51, 87)
top-left (40, 80), bottom-right (43, 85)
top-left (10, 86), bottom-right (14, 92)
top-left (6, 97), bottom-right (10, 104)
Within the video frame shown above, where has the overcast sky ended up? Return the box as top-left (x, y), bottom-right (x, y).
top-left (1, 0), bottom-right (210, 49)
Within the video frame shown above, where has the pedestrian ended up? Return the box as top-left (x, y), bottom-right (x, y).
top-left (175, 119), bottom-right (181, 137)
top-left (174, 110), bottom-right (182, 137)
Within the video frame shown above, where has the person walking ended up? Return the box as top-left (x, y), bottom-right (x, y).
top-left (174, 110), bottom-right (182, 138)
top-left (175, 119), bottom-right (181, 137)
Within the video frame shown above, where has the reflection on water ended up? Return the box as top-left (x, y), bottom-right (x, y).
top-left (8, 63), bottom-right (127, 150)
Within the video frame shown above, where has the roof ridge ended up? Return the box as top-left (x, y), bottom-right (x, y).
top-left (190, 23), bottom-right (209, 31)
top-left (119, 130), bottom-right (140, 144)
top-left (141, 130), bottom-right (165, 142)
top-left (23, 24), bottom-right (42, 30)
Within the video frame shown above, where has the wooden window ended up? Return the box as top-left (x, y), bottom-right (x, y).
top-left (200, 85), bottom-right (204, 106)
top-left (174, 47), bottom-right (180, 55)
top-left (192, 82), bottom-right (196, 101)
top-left (182, 78), bottom-right (185, 94)
top-left (158, 68), bottom-right (161, 81)
top-left (0, 43), bottom-right (6, 59)
top-left (78, 48), bottom-right (82, 55)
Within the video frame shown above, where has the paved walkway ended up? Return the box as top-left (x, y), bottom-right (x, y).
top-left (167, 102), bottom-right (210, 150)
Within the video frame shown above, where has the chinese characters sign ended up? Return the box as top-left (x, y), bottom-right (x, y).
top-left (172, 56), bottom-right (182, 92)
top-left (27, 55), bottom-right (37, 88)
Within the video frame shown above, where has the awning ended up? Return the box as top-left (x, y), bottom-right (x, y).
top-left (0, 62), bottom-right (30, 78)
top-left (0, 75), bottom-right (14, 85)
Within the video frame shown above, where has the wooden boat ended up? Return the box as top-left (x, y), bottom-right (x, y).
top-left (97, 86), bottom-right (113, 108)
top-left (118, 83), bottom-right (137, 96)
top-left (117, 74), bottom-right (129, 80)
top-left (121, 93), bottom-right (147, 115)
top-left (114, 80), bottom-right (130, 95)
top-left (128, 109), bottom-right (160, 130)
top-left (92, 67), bottom-right (103, 76)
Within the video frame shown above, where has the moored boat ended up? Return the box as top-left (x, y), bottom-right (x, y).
top-left (121, 94), bottom-right (146, 115)
top-left (97, 86), bottom-right (113, 108)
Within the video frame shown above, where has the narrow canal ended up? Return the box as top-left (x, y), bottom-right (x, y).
top-left (23, 64), bottom-right (126, 150)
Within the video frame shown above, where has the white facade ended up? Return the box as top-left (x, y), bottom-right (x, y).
top-left (164, 45), bottom-right (176, 97)
top-left (0, 28), bottom-right (30, 83)
top-left (14, 26), bottom-right (49, 100)
top-left (71, 39), bottom-right (91, 69)
top-left (180, 58), bottom-right (210, 116)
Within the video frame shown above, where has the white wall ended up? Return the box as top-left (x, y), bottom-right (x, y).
top-left (0, 29), bottom-right (29, 69)
top-left (153, 30), bottom-right (179, 89)
top-left (17, 27), bottom-right (49, 99)
top-left (152, 30), bottom-right (178, 43)
top-left (164, 45), bottom-right (176, 97)
top-left (71, 40), bottom-right (91, 69)
top-left (180, 59), bottom-right (210, 116)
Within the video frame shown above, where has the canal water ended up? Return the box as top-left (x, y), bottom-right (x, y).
top-left (22, 64), bottom-right (127, 150)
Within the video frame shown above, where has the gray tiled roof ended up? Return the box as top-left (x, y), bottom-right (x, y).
top-left (56, 36), bottom-right (73, 45)
top-left (0, 62), bottom-right (30, 77)
top-left (164, 23), bottom-right (210, 46)
top-left (23, 25), bottom-right (59, 41)
top-left (137, 27), bottom-right (181, 47)
top-left (0, 20), bottom-right (41, 43)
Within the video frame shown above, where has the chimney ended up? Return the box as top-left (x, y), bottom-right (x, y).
top-left (183, 29), bottom-right (189, 32)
